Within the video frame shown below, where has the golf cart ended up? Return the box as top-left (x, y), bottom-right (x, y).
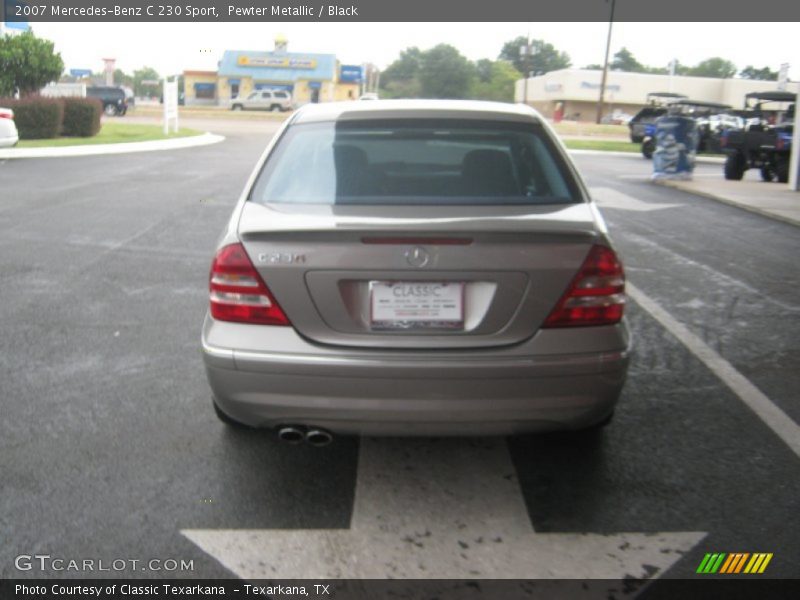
top-left (719, 91), bottom-right (795, 182)
top-left (628, 92), bottom-right (688, 143)
top-left (640, 100), bottom-right (734, 159)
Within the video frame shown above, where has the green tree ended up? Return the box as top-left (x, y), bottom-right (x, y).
top-left (499, 36), bottom-right (570, 76)
top-left (475, 59), bottom-right (495, 83)
top-left (739, 65), bottom-right (778, 81)
top-left (113, 68), bottom-right (133, 87)
top-left (610, 47), bottom-right (645, 72)
top-left (132, 66), bottom-right (161, 96)
top-left (672, 60), bottom-right (692, 76)
top-left (689, 57), bottom-right (737, 79)
top-left (379, 47), bottom-right (424, 98)
top-left (0, 32), bottom-right (64, 96)
top-left (419, 44), bottom-right (475, 99)
top-left (471, 60), bottom-right (521, 102)
top-left (587, 56), bottom-right (679, 75)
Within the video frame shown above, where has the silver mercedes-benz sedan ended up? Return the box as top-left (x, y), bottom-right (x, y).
top-left (202, 100), bottom-right (630, 443)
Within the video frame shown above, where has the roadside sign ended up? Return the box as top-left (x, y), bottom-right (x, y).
top-left (163, 77), bottom-right (179, 135)
top-left (339, 64), bottom-right (362, 83)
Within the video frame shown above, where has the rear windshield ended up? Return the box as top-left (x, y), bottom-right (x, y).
top-left (249, 119), bottom-right (582, 205)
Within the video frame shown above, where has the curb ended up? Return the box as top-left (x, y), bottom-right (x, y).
top-left (0, 132), bottom-right (225, 159)
top-left (652, 179), bottom-right (800, 228)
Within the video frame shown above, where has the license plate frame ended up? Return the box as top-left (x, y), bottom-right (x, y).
top-left (369, 281), bottom-right (465, 330)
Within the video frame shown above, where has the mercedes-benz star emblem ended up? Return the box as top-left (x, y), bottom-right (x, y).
top-left (405, 246), bottom-right (430, 268)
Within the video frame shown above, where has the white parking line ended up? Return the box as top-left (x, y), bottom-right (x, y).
top-left (628, 283), bottom-right (800, 458)
top-left (183, 437), bottom-right (704, 579)
top-left (592, 186), bottom-right (684, 212)
top-left (623, 232), bottom-right (800, 314)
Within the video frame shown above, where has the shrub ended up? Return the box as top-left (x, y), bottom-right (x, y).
top-left (61, 97), bottom-right (102, 137)
top-left (0, 97), bottom-right (63, 139)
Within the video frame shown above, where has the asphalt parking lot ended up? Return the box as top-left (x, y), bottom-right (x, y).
top-left (1, 119), bottom-right (798, 586)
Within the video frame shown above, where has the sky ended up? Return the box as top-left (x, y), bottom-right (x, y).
top-left (27, 21), bottom-right (800, 82)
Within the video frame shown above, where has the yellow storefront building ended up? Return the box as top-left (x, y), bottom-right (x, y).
top-left (184, 37), bottom-right (362, 107)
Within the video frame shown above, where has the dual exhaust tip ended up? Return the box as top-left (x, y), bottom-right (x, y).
top-left (277, 425), bottom-right (333, 447)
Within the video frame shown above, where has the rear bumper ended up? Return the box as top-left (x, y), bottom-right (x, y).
top-left (202, 315), bottom-right (630, 436)
top-left (0, 134), bottom-right (19, 148)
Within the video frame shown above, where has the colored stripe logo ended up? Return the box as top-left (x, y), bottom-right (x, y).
top-left (696, 553), bottom-right (773, 574)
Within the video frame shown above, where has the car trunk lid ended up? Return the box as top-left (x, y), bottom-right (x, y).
top-left (237, 201), bottom-right (602, 349)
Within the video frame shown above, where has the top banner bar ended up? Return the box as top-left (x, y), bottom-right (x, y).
top-left (4, 0), bottom-right (800, 22)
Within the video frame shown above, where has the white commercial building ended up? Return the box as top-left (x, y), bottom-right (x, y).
top-left (516, 69), bottom-right (789, 121)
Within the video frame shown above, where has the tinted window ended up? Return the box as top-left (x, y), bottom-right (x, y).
top-left (88, 87), bottom-right (123, 99)
top-left (250, 119), bottom-right (580, 205)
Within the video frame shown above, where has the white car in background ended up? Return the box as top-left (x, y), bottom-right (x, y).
top-left (231, 90), bottom-right (294, 112)
top-left (601, 110), bottom-right (634, 125)
top-left (0, 107), bottom-right (19, 148)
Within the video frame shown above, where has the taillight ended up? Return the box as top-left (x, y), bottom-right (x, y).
top-left (209, 243), bottom-right (290, 326)
top-left (0, 110), bottom-right (12, 120)
top-left (543, 245), bottom-right (625, 328)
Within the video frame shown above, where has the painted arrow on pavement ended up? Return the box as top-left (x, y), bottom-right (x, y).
top-left (183, 437), bottom-right (705, 581)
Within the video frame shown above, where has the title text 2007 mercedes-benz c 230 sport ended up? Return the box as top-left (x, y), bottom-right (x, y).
top-left (201, 100), bottom-right (630, 444)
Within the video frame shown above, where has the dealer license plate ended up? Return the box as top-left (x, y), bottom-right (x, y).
top-left (370, 281), bottom-right (464, 330)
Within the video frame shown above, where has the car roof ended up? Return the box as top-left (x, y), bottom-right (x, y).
top-left (291, 99), bottom-right (543, 124)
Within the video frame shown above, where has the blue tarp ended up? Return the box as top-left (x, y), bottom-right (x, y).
top-left (652, 116), bottom-right (698, 180)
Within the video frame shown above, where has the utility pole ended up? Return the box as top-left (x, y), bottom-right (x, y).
top-left (668, 58), bottom-right (677, 94)
top-left (596, 0), bottom-right (616, 124)
top-left (520, 35), bottom-right (531, 106)
top-left (790, 82), bottom-right (799, 191)
top-left (519, 36), bottom-right (530, 104)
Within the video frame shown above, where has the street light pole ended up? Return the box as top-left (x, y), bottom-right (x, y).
top-left (596, 0), bottom-right (616, 124)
